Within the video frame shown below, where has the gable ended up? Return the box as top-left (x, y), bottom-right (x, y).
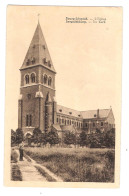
top-left (106, 109), bottom-right (115, 124)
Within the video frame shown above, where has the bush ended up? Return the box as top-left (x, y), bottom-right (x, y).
top-left (11, 149), bottom-right (19, 163)
top-left (15, 128), bottom-right (23, 144)
top-left (64, 131), bottom-right (76, 146)
top-left (32, 128), bottom-right (43, 146)
top-left (47, 130), bottom-right (60, 146)
top-left (87, 129), bottom-right (115, 148)
top-left (105, 129), bottom-right (115, 148)
top-left (79, 131), bottom-right (88, 146)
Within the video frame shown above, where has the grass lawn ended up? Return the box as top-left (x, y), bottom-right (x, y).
top-left (24, 147), bottom-right (115, 182)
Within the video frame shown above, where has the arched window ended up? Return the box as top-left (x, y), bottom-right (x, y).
top-left (25, 75), bottom-right (29, 84)
top-left (43, 74), bottom-right (48, 84)
top-left (31, 73), bottom-right (36, 83)
top-left (48, 77), bottom-right (52, 86)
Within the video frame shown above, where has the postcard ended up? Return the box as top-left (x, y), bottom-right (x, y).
top-left (4, 5), bottom-right (122, 187)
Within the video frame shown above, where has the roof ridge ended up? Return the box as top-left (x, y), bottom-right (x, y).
top-left (80, 108), bottom-right (110, 112)
top-left (57, 104), bottom-right (110, 113)
top-left (57, 104), bottom-right (81, 113)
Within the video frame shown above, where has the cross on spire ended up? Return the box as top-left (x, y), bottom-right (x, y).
top-left (38, 13), bottom-right (40, 23)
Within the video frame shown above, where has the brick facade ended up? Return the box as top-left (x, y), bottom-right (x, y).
top-left (18, 22), bottom-right (115, 135)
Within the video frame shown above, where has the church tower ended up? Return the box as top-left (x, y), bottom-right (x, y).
top-left (18, 22), bottom-right (57, 134)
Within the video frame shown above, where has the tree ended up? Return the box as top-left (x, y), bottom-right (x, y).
top-left (104, 129), bottom-right (115, 148)
top-left (64, 131), bottom-right (76, 146)
top-left (88, 133), bottom-right (102, 148)
top-left (32, 128), bottom-right (42, 146)
top-left (79, 131), bottom-right (87, 147)
top-left (15, 128), bottom-right (23, 144)
top-left (33, 127), bottom-right (42, 136)
top-left (47, 130), bottom-right (59, 146)
top-left (38, 132), bottom-right (47, 146)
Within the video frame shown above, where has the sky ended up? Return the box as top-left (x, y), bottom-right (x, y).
top-left (5, 6), bottom-right (122, 131)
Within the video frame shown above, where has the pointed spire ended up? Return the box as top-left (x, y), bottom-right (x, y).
top-left (21, 22), bottom-right (56, 73)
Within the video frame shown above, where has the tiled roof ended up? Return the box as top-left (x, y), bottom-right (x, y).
top-left (57, 105), bottom-right (82, 118)
top-left (57, 104), bottom-right (110, 119)
top-left (46, 92), bottom-right (52, 102)
top-left (80, 109), bottom-right (110, 119)
top-left (21, 22), bottom-right (56, 72)
top-left (53, 124), bottom-right (62, 131)
top-left (61, 125), bottom-right (75, 132)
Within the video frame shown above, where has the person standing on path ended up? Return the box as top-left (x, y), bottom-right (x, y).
top-left (19, 141), bottom-right (24, 161)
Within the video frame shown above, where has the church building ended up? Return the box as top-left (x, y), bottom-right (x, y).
top-left (18, 22), bottom-right (115, 136)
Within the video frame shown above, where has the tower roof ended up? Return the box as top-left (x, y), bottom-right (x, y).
top-left (21, 22), bottom-right (56, 73)
top-left (46, 92), bottom-right (52, 103)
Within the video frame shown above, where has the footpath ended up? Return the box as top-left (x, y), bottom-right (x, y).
top-left (15, 150), bottom-right (63, 182)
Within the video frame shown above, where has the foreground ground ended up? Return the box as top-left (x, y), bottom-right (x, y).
top-left (11, 148), bottom-right (63, 182)
top-left (23, 147), bottom-right (115, 182)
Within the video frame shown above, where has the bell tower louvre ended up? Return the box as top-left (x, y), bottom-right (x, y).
top-left (18, 22), bottom-right (57, 134)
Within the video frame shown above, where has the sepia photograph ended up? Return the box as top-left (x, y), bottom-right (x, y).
top-left (4, 6), bottom-right (122, 187)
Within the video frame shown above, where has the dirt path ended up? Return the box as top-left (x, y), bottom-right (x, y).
top-left (15, 150), bottom-right (63, 182)
top-left (18, 157), bottom-right (47, 181)
top-left (27, 155), bottom-right (63, 182)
